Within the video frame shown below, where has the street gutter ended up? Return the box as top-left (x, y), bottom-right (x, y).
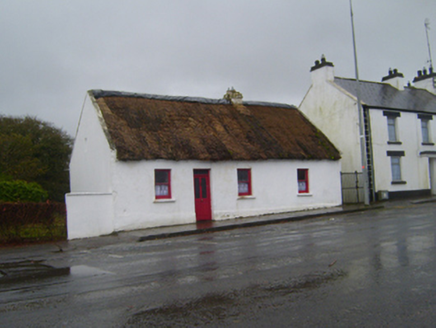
top-left (138, 205), bottom-right (384, 242)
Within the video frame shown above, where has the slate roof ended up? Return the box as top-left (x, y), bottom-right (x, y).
top-left (90, 90), bottom-right (340, 162)
top-left (334, 77), bottom-right (436, 113)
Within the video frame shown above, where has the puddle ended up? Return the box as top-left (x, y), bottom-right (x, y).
top-left (0, 261), bottom-right (113, 285)
top-left (69, 265), bottom-right (113, 277)
top-left (0, 260), bottom-right (70, 285)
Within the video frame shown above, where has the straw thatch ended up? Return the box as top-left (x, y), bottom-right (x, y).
top-left (91, 91), bottom-right (340, 162)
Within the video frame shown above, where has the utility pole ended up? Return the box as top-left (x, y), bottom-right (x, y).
top-left (349, 0), bottom-right (370, 205)
top-left (425, 19), bottom-right (433, 70)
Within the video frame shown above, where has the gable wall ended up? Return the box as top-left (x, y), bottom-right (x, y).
top-left (69, 94), bottom-right (114, 193)
top-left (299, 82), bottom-right (361, 173)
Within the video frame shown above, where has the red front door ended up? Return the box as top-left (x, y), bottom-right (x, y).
top-left (194, 170), bottom-right (212, 221)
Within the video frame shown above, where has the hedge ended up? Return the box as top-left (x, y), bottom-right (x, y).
top-left (0, 202), bottom-right (66, 243)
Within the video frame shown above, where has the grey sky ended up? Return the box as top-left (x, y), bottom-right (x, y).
top-left (1, 0), bottom-right (435, 137)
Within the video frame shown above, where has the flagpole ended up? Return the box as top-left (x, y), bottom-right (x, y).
top-left (349, 0), bottom-right (370, 205)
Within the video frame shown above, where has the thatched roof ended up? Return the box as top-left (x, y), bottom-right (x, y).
top-left (90, 90), bottom-right (340, 161)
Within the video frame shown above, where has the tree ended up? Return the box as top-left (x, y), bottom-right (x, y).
top-left (0, 116), bottom-right (73, 202)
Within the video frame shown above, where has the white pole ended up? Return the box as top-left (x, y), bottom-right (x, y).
top-left (349, 0), bottom-right (370, 205)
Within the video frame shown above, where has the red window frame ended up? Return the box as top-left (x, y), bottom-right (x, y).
top-left (155, 169), bottom-right (171, 199)
top-left (297, 169), bottom-right (309, 193)
top-left (237, 169), bottom-right (252, 196)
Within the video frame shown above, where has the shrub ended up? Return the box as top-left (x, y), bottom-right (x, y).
top-left (0, 180), bottom-right (48, 202)
top-left (0, 202), bottom-right (66, 243)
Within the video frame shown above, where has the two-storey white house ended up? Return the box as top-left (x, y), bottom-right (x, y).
top-left (300, 56), bottom-right (436, 201)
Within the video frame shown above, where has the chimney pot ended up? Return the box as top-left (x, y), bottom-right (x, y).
top-left (393, 68), bottom-right (398, 74)
top-left (423, 68), bottom-right (428, 75)
top-left (389, 68), bottom-right (393, 75)
top-left (418, 70), bottom-right (422, 76)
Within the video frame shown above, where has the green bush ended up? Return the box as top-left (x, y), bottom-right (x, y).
top-left (0, 202), bottom-right (66, 243)
top-left (0, 180), bottom-right (48, 202)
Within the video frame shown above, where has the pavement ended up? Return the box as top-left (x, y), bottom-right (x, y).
top-left (2, 196), bottom-right (435, 258)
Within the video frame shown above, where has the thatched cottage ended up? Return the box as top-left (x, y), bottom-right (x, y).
top-left (66, 89), bottom-right (341, 239)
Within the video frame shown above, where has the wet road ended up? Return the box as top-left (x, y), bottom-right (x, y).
top-left (1, 202), bottom-right (436, 327)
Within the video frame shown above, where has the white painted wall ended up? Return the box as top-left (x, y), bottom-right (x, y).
top-left (370, 109), bottom-right (436, 193)
top-left (67, 156), bottom-right (341, 239)
top-left (300, 64), bottom-right (436, 197)
top-left (300, 75), bottom-right (361, 173)
top-left (107, 159), bottom-right (342, 234)
top-left (66, 192), bottom-right (114, 239)
top-left (67, 93), bottom-right (116, 239)
top-left (69, 94), bottom-right (114, 193)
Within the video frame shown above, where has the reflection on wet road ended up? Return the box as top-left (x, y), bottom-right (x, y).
top-left (1, 202), bottom-right (436, 327)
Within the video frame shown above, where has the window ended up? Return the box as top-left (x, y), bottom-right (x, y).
top-left (387, 117), bottom-right (397, 142)
top-left (237, 169), bottom-right (251, 196)
top-left (387, 151), bottom-right (405, 184)
top-left (390, 157), bottom-right (401, 182)
top-left (155, 169), bottom-right (171, 199)
top-left (418, 114), bottom-right (433, 144)
top-left (421, 119), bottom-right (430, 143)
top-left (297, 169), bottom-right (309, 193)
top-left (383, 111), bottom-right (401, 143)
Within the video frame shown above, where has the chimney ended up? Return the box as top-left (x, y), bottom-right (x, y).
top-left (413, 66), bottom-right (436, 94)
top-left (310, 55), bottom-right (335, 85)
top-left (223, 87), bottom-right (243, 105)
top-left (381, 68), bottom-right (404, 90)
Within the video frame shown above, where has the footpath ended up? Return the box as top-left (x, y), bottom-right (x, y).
top-left (1, 197), bottom-right (435, 259)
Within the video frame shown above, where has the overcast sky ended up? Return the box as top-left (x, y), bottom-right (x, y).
top-left (1, 0), bottom-right (435, 137)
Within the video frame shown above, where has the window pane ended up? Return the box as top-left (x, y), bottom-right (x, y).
top-left (297, 169), bottom-right (306, 181)
top-left (155, 184), bottom-right (169, 196)
top-left (155, 170), bottom-right (168, 183)
top-left (194, 178), bottom-right (200, 199)
top-left (201, 177), bottom-right (207, 198)
top-left (238, 169), bottom-right (248, 182)
top-left (422, 120), bottom-right (429, 143)
top-left (391, 157), bottom-right (401, 181)
top-left (298, 181), bottom-right (307, 192)
top-left (238, 182), bottom-right (249, 194)
top-left (388, 117), bottom-right (396, 141)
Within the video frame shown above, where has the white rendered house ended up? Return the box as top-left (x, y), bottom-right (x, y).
top-left (66, 89), bottom-right (342, 239)
top-left (300, 57), bottom-right (436, 201)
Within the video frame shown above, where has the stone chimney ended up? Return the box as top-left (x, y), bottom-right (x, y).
top-left (310, 55), bottom-right (334, 85)
top-left (413, 67), bottom-right (436, 94)
top-left (381, 68), bottom-right (404, 90)
top-left (223, 87), bottom-right (243, 105)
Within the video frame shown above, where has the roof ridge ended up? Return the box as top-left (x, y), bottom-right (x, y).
top-left (90, 89), bottom-right (296, 109)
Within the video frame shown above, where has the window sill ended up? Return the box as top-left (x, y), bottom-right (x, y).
top-left (154, 198), bottom-right (176, 203)
top-left (237, 195), bottom-right (255, 200)
top-left (422, 142), bottom-right (435, 146)
top-left (387, 141), bottom-right (402, 145)
top-left (391, 181), bottom-right (406, 185)
top-left (297, 193), bottom-right (313, 197)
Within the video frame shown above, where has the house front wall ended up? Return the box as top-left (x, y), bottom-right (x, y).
top-left (369, 109), bottom-right (436, 196)
top-left (109, 159), bottom-right (342, 234)
top-left (299, 82), bottom-right (362, 173)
